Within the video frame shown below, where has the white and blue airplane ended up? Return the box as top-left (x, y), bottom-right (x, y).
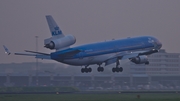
top-left (4, 15), bottom-right (162, 73)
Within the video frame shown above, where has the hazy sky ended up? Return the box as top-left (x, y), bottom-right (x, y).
top-left (0, 0), bottom-right (180, 63)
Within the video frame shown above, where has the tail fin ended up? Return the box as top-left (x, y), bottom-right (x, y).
top-left (46, 15), bottom-right (64, 37)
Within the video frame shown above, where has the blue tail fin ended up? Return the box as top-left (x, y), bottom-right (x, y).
top-left (46, 15), bottom-right (64, 36)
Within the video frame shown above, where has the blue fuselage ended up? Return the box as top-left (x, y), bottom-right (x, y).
top-left (51, 36), bottom-right (162, 64)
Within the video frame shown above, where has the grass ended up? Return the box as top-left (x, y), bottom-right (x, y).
top-left (0, 87), bottom-right (79, 93)
top-left (0, 93), bottom-right (180, 101)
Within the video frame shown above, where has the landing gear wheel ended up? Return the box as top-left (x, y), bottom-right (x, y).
top-left (112, 68), bottom-right (116, 72)
top-left (97, 67), bottom-right (100, 72)
top-left (81, 67), bottom-right (92, 73)
top-left (97, 67), bottom-right (104, 72)
top-left (145, 61), bottom-right (149, 65)
top-left (88, 68), bottom-right (92, 72)
top-left (100, 67), bottom-right (104, 72)
top-left (116, 67), bottom-right (120, 72)
top-left (81, 68), bottom-right (85, 73)
top-left (119, 67), bottom-right (123, 72)
top-left (112, 67), bottom-right (123, 73)
top-left (85, 68), bottom-right (88, 73)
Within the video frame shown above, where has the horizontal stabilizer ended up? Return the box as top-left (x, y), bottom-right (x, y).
top-left (24, 50), bottom-right (50, 55)
top-left (15, 53), bottom-right (37, 56)
top-left (15, 53), bottom-right (51, 59)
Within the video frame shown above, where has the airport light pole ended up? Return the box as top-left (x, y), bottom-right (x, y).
top-left (35, 36), bottom-right (39, 86)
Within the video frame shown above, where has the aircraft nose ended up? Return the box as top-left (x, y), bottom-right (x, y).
top-left (157, 40), bottom-right (162, 49)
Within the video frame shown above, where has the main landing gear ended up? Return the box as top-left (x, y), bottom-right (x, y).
top-left (81, 64), bottom-right (104, 73)
top-left (81, 66), bottom-right (92, 73)
top-left (112, 67), bottom-right (123, 72)
top-left (97, 64), bottom-right (104, 72)
top-left (112, 59), bottom-right (123, 73)
top-left (81, 60), bottom-right (124, 73)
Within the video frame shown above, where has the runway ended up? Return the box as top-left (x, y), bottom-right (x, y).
top-left (0, 90), bottom-right (179, 94)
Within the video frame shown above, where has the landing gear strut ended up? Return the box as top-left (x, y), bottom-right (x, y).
top-left (112, 59), bottom-right (123, 73)
top-left (81, 66), bottom-right (92, 73)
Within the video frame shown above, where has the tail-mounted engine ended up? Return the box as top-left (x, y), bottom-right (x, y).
top-left (44, 35), bottom-right (76, 50)
top-left (130, 55), bottom-right (149, 65)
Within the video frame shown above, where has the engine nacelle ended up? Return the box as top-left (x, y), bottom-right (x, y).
top-left (44, 35), bottom-right (76, 50)
top-left (130, 55), bottom-right (149, 64)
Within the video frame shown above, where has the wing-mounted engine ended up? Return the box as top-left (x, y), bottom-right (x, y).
top-left (44, 35), bottom-right (76, 50)
top-left (130, 55), bottom-right (149, 65)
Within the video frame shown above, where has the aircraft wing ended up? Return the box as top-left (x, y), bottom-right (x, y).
top-left (24, 50), bottom-right (50, 56)
top-left (15, 50), bottom-right (51, 59)
top-left (104, 49), bottom-right (158, 66)
top-left (121, 49), bottom-right (158, 60)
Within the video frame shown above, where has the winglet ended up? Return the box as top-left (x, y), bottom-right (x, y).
top-left (3, 45), bottom-right (11, 55)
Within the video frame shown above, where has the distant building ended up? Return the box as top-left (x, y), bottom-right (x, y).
top-left (128, 49), bottom-right (180, 75)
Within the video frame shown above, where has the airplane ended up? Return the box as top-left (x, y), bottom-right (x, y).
top-left (3, 15), bottom-right (162, 73)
